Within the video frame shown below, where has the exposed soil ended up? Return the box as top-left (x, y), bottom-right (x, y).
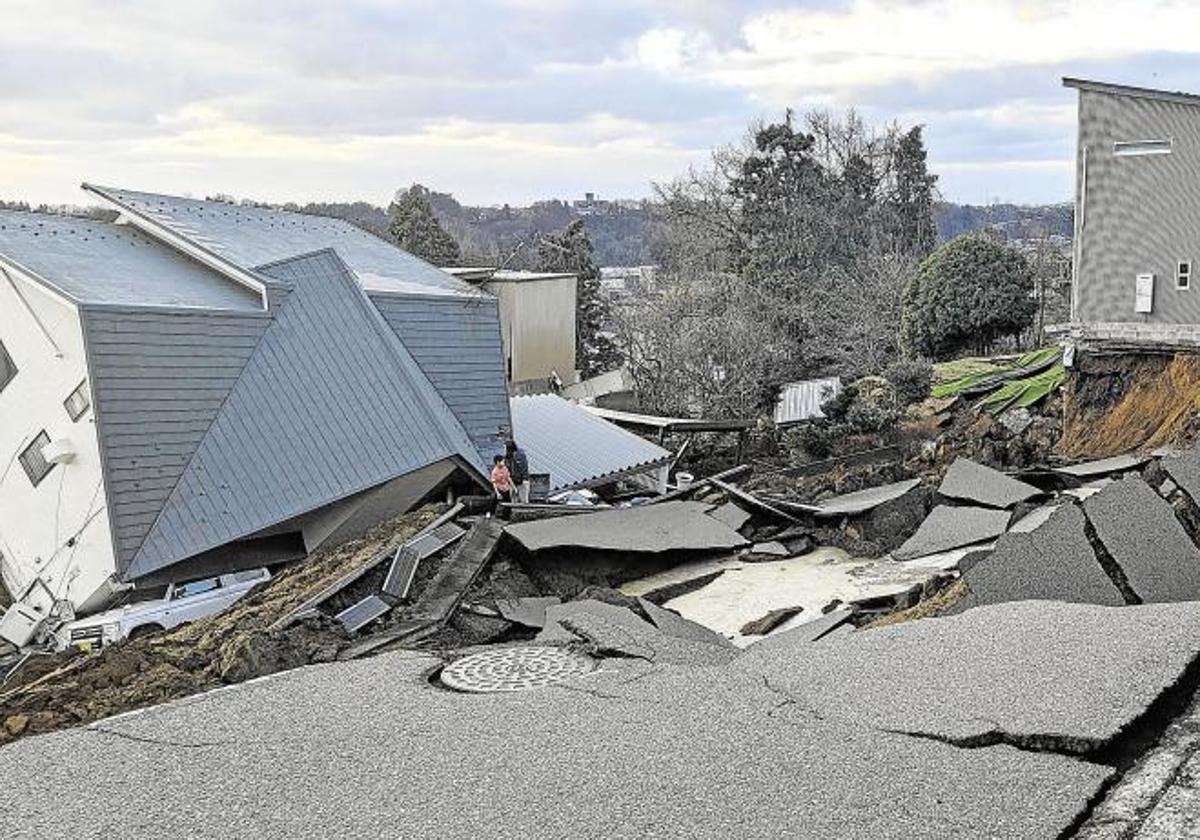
top-left (0, 506), bottom-right (442, 745)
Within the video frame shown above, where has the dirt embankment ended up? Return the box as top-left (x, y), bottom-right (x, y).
top-left (0, 507), bottom-right (441, 745)
top-left (1062, 353), bottom-right (1200, 458)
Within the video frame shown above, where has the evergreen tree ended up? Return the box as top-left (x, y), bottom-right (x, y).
top-left (890, 126), bottom-right (938, 258)
top-left (536, 220), bottom-right (624, 378)
top-left (387, 184), bottom-right (461, 266)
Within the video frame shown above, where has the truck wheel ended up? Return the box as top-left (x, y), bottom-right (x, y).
top-left (128, 623), bottom-right (165, 641)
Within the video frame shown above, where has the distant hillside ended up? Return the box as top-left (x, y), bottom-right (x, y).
top-left (935, 201), bottom-right (1073, 242)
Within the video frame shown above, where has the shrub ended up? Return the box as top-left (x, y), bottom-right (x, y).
top-left (884, 358), bottom-right (934, 406)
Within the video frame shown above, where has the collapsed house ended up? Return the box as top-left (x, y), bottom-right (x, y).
top-left (0, 185), bottom-right (512, 643)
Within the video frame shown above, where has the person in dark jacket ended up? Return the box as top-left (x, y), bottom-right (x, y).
top-left (505, 439), bottom-right (530, 503)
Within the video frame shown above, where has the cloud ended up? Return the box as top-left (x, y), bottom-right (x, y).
top-left (2, 0), bottom-right (1200, 207)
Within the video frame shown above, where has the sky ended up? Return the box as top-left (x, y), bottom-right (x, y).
top-left (4, 0), bottom-right (1200, 209)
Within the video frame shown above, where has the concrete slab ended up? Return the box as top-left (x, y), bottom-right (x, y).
top-left (0, 649), bottom-right (1111, 839)
top-left (625, 549), bottom-right (936, 647)
top-left (938, 458), bottom-right (1041, 509)
top-left (706, 502), bottom-right (751, 531)
top-left (892, 504), bottom-right (1011, 561)
top-left (748, 541), bottom-right (789, 557)
top-left (505, 500), bottom-right (749, 554)
top-left (495, 596), bottom-right (562, 629)
top-left (1084, 478), bottom-right (1200, 603)
top-left (892, 541), bottom-right (997, 570)
top-left (956, 506), bottom-right (1125, 611)
top-left (1055, 454), bottom-right (1149, 478)
top-left (1160, 446), bottom-right (1200, 504)
top-left (636, 597), bottom-right (735, 650)
top-left (743, 600), bottom-right (1200, 751)
top-left (535, 599), bottom-right (651, 644)
top-left (810, 478), bottom-right (922, 517)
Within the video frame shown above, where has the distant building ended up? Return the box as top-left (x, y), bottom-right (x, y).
top-left (1065, 77), bottom-right (1200, 345)
top-left (0, 185), bottom-right (510, 621)
top-left (446, 268), bottom-right (578, 387)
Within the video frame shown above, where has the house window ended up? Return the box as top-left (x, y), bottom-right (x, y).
top-left (0, 341), bottom-right (15, 394)
top-left (18, 431), bottom-right (54, 487)
top-left (1179, 261), bottom-right (1192, 290)
top-left (64, 380), bottom-right (90, 421)
top-left (1114, 139), bottom-right (1172, 157)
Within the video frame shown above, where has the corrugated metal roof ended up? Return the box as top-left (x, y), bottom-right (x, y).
top-left (510, 394), bottom-right (671, 492)
top-left (774, 377), bottom-right (842, 426)
top-left (84, 185), bottom-right (476, 298)
top-left (0, 210), bottom-right (261, 310)
top-left (120, 249), bottom-right (482, 580)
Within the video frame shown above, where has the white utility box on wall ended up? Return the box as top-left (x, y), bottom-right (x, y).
top-left (1135, 273), bottom-right (1155, 313)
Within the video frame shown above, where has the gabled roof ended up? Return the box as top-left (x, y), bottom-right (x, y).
top-left (1063, 77), bottom-right (1200, 108)
top-left (510, 394), bottom-right (671, 492)
top-left (83, 184), bottom-right (478, 298)
top-left (98, 249), bottom-right (484, 580)
top-left (0, 209), bottom-right (261, 311)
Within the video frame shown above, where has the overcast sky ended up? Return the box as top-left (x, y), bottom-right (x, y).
top-left (4, 0), bottom-right (1199, 209)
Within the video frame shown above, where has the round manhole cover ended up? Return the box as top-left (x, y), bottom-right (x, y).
top-left (440, 647), bottom-right (595, 693)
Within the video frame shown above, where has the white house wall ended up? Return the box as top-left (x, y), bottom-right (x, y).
top-left (0, 269), bottom-right (116, 610)
top-left (490, 278), bottom-right (578, 384)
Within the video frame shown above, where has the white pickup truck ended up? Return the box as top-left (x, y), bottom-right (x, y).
top-left (55, 568), bottom-right (271, 651)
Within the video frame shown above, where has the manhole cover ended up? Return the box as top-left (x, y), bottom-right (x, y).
top-left (440, 647), bottom-right (595, 693)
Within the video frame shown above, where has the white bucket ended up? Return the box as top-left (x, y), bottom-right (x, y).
top-left (676, 472), bottom-right (694, 490)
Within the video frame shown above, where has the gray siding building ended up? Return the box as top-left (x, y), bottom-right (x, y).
top-left (1067, 78), bottom-right (1200, 342)
top-left (0, 188), bottom-right (510, 609)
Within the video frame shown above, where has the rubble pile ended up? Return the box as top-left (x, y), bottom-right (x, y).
top-left (0, 507), bottom-right (441, 743)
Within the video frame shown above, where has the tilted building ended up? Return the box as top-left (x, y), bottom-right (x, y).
top-left (1065, 78), bottom-right (1200, 346)
top-left (0, 186), bottom-right (510, 620)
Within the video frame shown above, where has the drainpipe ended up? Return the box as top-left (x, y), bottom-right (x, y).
top-left (1, 266), bottom-right (62, 358)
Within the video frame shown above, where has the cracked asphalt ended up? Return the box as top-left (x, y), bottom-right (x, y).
top-left (10, 600), bottom-right (1184, 838)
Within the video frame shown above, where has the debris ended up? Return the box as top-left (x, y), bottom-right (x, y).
top-left (537, 599), bottom-right (736, 665)
top-left (892, 505), bottom-right (1011, 561)
top-left (706, 502), bottom-right (751, 531)
top-left (709, 478), bottom-right (801, 524)
top-left (1054, 454), bottom-right (1150, 478)
top-left (1159, 446), bottom-right (1200, 504)
top-left (335, 595), bottom-right (394, 634)
top-left (495, 596), bottom-right (562, 630)
top-left (504, 501), bottom-right (748, 554)
top-left (810, 478), bottom-right (922, 517)
top-left (1083, 478), bottom-right (1200, 603)
top-left (937, 457), bottom-right (1041, 509)
top-left (739, 606), bottom-right (804, 636)
top-left (997, 407), bottom-right (1034, 436)
top-left (862, 580), bottom-right (970, 630)
top-left (955, 506), bottom-right (1124, 612)
top-left (749, 608), bottom-right (853, 650)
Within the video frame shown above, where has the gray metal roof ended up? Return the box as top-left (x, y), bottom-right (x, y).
top-left (510, 394), bottom-right (671, 492)
top-left (1063, 77), bottom-right (1200, 107)
top-left (83, 184), bottom-right (477, 297)
top-left (0, 209), bottom-right (261, 310)
top-left (107, 249), bottom-right (482, 580)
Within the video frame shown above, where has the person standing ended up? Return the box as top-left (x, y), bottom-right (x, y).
top-left (490, 454), bottom-right (514, 501)
top-left (506, 439), bottom-right (530, 503)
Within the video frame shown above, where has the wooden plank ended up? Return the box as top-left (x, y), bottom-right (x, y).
top-left (709, 478), bottom-right (801, 524)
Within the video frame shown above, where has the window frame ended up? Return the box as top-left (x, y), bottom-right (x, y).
top-left (1179, 261), bottom-right (1192, 291)
top-left (0, 340), bottom-right (16, 394)
top-left (18, 431), bottom-right (55, 487)
top-left (64, 379), bottom-right (90, 422)
top-left (1113, 139), bottom-right (1173, 157)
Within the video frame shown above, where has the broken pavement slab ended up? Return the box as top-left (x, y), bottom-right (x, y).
top-left (955, 505), bottom-right (1125, 612)
top-left (706, 502), bottom-right (751, 531)
top-left (636, 597), bottom-right (735, 650)
top-left (937, 457), bottom-right (1041, 509)
top-left (1083, 477), bottom-right (1200, 603)
top-left (504, 500), bottom-right (749, 554)
top-left (536, 599), bottom-right (737, 666)
top-left (0, 648), bottom-right (1112, 839)
top-left (743, 600), bottom-right (1200, 753)
top-left (1159, 446), bottom-right (1200, 504)
top-left (1054, 454), bottom-right (1149, 479)
top-left (494, 596), bottom-right (562, 629)
top-left (809, 478), bottom-right (921, 517)
top-left (892, 504), bottom-right (1011, 561)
